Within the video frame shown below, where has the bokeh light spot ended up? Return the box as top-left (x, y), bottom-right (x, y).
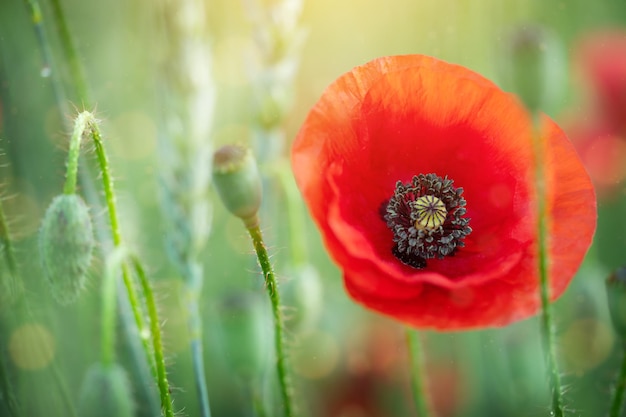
top-left (292, 330), bottom-right (339, 379)
top-left (108, 111), bottom-right (157, 161)
top-left (9, 323), bottom-right (55, 370)
top-left (213, 36), bottom-right (256, 87)
top-left (560, 318), bottom-right (613, 374)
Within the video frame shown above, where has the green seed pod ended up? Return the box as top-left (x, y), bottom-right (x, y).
top-left (500, 25), bottom-right (566, 114)
top-left (39, 194), bottom-right (94, 305)
top-left (606, 267), bottom-right (626, 339)
top-left (212, 144), bottom-right (262, 228)
top-left (77, 363), bottom-right (134, 417)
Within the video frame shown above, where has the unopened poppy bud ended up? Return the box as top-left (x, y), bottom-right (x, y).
top-left (501, 25), bottom-right (565, 113)
top-left (606, 267), bottom-right (626, 338)
top-left (212, 144), bottom-right (262, 228)
top-left (39, 194), bottom-right (94, 305)
top-left (77, 363), bottom-right (134, 417)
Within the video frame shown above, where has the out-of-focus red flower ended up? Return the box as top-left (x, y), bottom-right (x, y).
top-left (292, 55), bottom-right (596, 330)
top-left (576, 30), bottom-right (626, 133)
top-left (566, 116), bottom-right (626, 195)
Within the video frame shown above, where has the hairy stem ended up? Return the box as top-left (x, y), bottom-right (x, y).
top-left (32, 2), bottom-right (160, 414)
top-left (82, 114), bottom-right (156, 375)
top-left (246, 223), bottom-right (295, 417)
top-left (63, 112), bottom-right (88, 195)
top-left (131, 256), bottom-right (174, 417)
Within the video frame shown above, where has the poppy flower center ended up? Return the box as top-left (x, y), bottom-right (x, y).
top-left (414, 195), bottom-right (447, 231)
top-left (383, 173), bottom-right (472, 269)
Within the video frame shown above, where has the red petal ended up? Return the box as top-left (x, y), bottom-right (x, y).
top-left (292, 55), bottom-right (596, 329)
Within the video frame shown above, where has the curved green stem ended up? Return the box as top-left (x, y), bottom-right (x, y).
top-left (246, 222), bottom-right (295, 417)
top-left (63, 112), bottom-right (88, 195)
top-left (405, 328), bottom-right (431, 417)
top-left (31, 2), bottom-right (160, 414)
top-left (609, 342), bottom-right (626, 417)
top-left (130, 256), bottom-right (174, 417)
top-left (532, 115), bottom-right (565, 417)
top-left (81, 114), bottom-right (155, 375)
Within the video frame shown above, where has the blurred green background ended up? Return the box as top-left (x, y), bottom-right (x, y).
top-left (1, 0), bottom-right (626, 416)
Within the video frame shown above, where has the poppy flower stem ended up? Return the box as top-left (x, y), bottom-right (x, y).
top-left (608, 342), bottom-right (626, 417)
top-left (405, 328), bottom-right (432, 417)
top-left (532, 117), bottom-right (565, 417)
top-left (130, 255), bottom-right (175, 417)
top-left (246, 222), bottom-right (296, 417)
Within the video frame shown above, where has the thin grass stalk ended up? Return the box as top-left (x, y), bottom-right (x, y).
top-left (156, 1), bottom-right (215, 415)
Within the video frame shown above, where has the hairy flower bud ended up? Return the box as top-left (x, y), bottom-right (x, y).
top-left (39, 194), bottom-right (94, 304)
top-left (606, 267), bottom-right (626, 338)
top-left (212, 144), bottom-right (262, 227)
top-left (77, 363), bottom-right (134, 417)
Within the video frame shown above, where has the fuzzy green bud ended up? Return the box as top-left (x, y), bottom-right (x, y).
top-left (607, 267), bottom-right (626, 339)
top-left (77, 363), bottom-right (134, 417)
top-left (39, 194), bottom-right (94, 304)
top-left (501, 25), bottom-right (565, 114)
top-left (212, 144), bottom-right (262, 228)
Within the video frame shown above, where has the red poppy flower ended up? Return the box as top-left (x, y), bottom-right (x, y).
top-left (292, 55), bottom-right (596, 330)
